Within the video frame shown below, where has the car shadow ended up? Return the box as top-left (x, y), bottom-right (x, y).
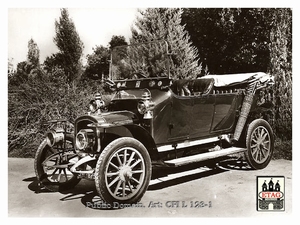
top-left (23, 176), bottom-right (53, 194)
top-left (216, 157), bottom-right (253, 171)
top-left (148, 166), bottom-right (225, 191)
top-left (149, 156), bottom-right (252, 190)
top-left (23, 157), bottom-right (252, 211)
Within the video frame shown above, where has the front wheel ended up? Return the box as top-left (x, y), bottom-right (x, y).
top-left (95, 137), bottom-right (152, 205)
top-left (34, 134), bottom-right (81, 191)
top-left (244, 119), bottom-right (274, 170)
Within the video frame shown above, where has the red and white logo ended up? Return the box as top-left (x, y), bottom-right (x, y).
top-left (259, 191), bottom-right (283, 199)
top-left (257, 176), bottom-right (285, 211)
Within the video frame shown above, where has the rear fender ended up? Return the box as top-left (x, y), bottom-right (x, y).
top-left (236, 106), bottom-right (273, 147)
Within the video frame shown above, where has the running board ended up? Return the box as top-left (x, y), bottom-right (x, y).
top-left (164, 147), bottom-right (246, 167)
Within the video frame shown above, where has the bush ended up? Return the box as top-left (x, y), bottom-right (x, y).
top-left (273, 139), bottom-right (292, 160)
top-left (8, 72), bottom-right (109, 158)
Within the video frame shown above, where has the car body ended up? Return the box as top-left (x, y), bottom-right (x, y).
top-left (35, 42), bottom-right (275, 206)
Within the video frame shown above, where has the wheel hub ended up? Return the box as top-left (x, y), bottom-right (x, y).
top-left (119, 165), bottom-right (132, 182)
top-left (257, 137), bottom-right (265, 150)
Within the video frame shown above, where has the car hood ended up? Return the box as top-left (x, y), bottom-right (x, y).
top-left (90, 111), bottom-right (138, 128)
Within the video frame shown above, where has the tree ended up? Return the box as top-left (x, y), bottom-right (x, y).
top-left (84, 45), bottom-right (110, 80)
top-left (268, 8), bottom-right (292, 140)
top-left (9, 38), bottom-right (41, 85)
top-left (181, 8), bottom-right (272, 74)
top-left (84, 35), bottom-right (128, 80)
top-left (9, 61), bottom-right (28, 84)
top-left (109, 35), bottom-right (128, 50)
top-left (26, 38), bottom-right (41, 78)
top-left (53, 8), bottom-right (84, 83)
top-left (27, 38), bottom-right (40, 68)
top-left (130, 8), bottom-right (201, 79)
top-left (8, 58), bottom-right (14, 77)
top-left (182, 8), bottom-right (222, 74)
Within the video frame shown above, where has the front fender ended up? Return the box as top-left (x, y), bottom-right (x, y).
top-left (75, 111), bottom-right (159, 160)
top-left (102, 124), bottom-right (159, 161)
top-left (124, 124), bottom-right (159, 160)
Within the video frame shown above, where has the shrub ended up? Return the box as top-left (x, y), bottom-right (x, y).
top-left (8, 72), bottom-right (108, 157)
top-left (273, 139), bottom-right (292, 160)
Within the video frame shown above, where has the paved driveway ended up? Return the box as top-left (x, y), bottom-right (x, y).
top-left (8, 157), bottom-right (292, 217)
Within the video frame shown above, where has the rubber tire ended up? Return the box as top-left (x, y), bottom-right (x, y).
top-left (95, 137), bottom-right (152, 206)
top-left (34, 134), bottom-right (81, 191)
top-left (244, 119), bottom-right (274, 170)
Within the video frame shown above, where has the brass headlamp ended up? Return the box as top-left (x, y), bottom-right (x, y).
top-left (137, 89), bottom-right (155, 119)
top-left (89, 93), bottom-right (105, 114)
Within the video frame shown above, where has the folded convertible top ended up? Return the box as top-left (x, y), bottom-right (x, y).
top-left (199, 72), bottom-right (273, 87)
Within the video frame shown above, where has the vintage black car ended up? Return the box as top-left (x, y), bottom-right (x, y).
top-left (34, 42), bottom-right (275, 205)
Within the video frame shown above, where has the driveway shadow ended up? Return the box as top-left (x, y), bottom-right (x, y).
top-left (23, 157), bottom-right (251, 210)
top-left (149, 156), bottom-right (252, 190)
top-left (149, 166), bottom-right (226, 191)
top-left (23, 177), bottom-right (53, 194)
top-left (216, 157), bottom-right (253, 171)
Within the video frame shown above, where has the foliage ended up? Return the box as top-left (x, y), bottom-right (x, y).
top-left (84, 45), bottom-right (110, 80)
top-left (43, 54), bottom-right (62, 74)
top-left (8, 58), bottom-right (14, 75)
top-left (268, 9), bottom-right (292, 140)
top-left (52, 8), bottom-right (84, 83)
top-left (9, 61), bottom-right (28, 85)
top-left (9, 38), bottom-right (42, 85)
top-left (273, 139), bottom-right (292, 160)
top-left (109, 35), bottom-right (128, 50)
top-left (84, 35), bottom-right (128, 80)
top-left (8, 72), bottom-right (109, 157)
top-left (27, 38), bottom-right (40, 70)
top-left (111, 41), bottom-right (170, 79)
top-left (182, 8), bottom-right (272, 74)
top-left (131, 8), bottom-right (201, 79)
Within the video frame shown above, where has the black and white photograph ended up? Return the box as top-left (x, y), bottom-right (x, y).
top-left (5, 0), bottom-right (296, 221)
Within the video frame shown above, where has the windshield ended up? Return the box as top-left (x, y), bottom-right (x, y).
top-left (110, 41), bottom-right (170, 80)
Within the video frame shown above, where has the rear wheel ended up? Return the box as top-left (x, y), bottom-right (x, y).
top-left (95, 137), bottom-right (152, 206)
top-left (34, 134), bottom-right (80, 191)
top-left (244, 119), bottom-right (274, 169)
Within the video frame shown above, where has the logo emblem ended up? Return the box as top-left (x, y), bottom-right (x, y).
top-left (257, 176), bottom-right (285, 211)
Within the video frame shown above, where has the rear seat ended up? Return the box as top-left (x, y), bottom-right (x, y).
top-left (171, 78), bottom-right (214, 96)
top-left (189, 78), bottom-right (214, 95)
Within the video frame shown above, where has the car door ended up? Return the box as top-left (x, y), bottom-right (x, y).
top-left (168, 94), bottom-right (193, 141)
top-left (189, 94), bottom-right (215, 138)
top-left (211, 93), bottom-right (239, 133)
